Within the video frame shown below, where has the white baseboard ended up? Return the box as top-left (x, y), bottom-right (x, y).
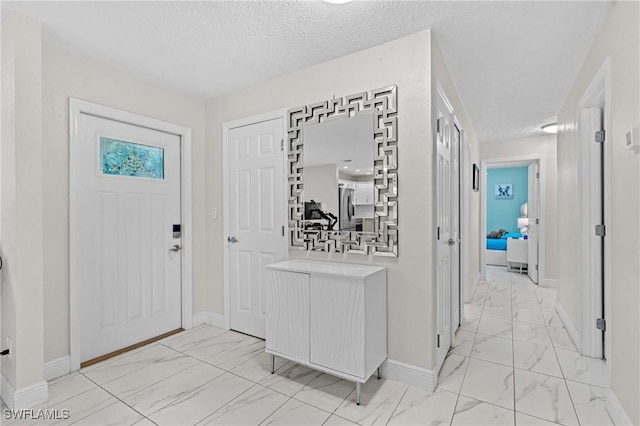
top-left (606, 388), bottom-right (633, 425)
top-left (464, 273), bottom-right (481, 304)
top-left (44, 356), bottom-right (71, 381)
top-left (554, 299), bottom-right (580, 351)
top-left (381, 359), bottom-right (435, 392)
top-left (540, 278), bottom-right (557, 288)
top-left (1, 374), bottom-right (48, 409)
top-left (192, 311), bottom-right (226, 330)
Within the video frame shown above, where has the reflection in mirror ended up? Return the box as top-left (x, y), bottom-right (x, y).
top-left (302, 111), bottom-right (375, 234)
top-left (288, 85), bottom-right (398, 256)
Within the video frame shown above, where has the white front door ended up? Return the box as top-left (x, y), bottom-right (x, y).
top-left (527, 162), bottom-right (539, 284)
top-left (74, 113), bottom-right (182, 364)
top-left (436, 94), bottom-right (453, 372)
top-left (227, 118), bottom-right (285, 339)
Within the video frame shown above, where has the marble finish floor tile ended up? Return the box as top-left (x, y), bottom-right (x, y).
top-left (513, 321), bottom-right (553, 346)
top-left (548, 327), bottom-right (578, 352)
top-left (123, 361), bottom-right (224, 416)
top-left (259, 362), bottom-right (322, 397)
top-left (49, 387), bottom-right (117, 425)
top-left (555, 348), bottom-right (607, 387)
top-left (82, 344), bottom-right (177, 385)
top-left (459, 314), bottom-right (481, 333)
top-left (460, 358), bottom-right (514, 410)
top-left (334, 378), bottom-right (407, 426)
top-left (450, 330), bottom-right (475, 356)
top-left (437, 353), bottom-right (469, 393)
top-left (185, 333), bottom-right (265, 371)
top-left (515, 412), bottom-right (563, 425)
top-left (102, 352), bottom-right (200, 400)
top-left (471, 334), bottom-right (514, 367)
top-left (230, 352), bottom-right (287, 384)
top-left (46, 373), bottom-right (98, 407)
top-left (71, 401), bottom-right (143, 426)
top-left (261, 399), bottom-right (330, 426)
top-left (387, 388), bottom-right (457, 426)
top-left (464, 303), bottom-right (484, 316)
top-left (293, 373), bottom-right (354, 413)
top-left (148, 372), bottom-right (254, 425)
top-left (159, 325), bottom-right (227, 352)
top-left (565, 381), bottom-right (613, 426)
top-left (198, 384), bottom-right (288, 426)
top-left (482, 305), bottom-right (513, 321)
top-left (477, 316), bottom-right (512, 338)
top-left (322, 415), bottom-right (360, 426)
top-left (512, 308), bottom-right (545, 325)
top-left (514, 370), bottom-right (578, 425)
top-left (513, 340), bottom-right (562, 378)
top-left (451, 395), bottom-right (514, 426)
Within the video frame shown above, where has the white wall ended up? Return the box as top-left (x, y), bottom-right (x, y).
top-left (206, 31), bottom-right (479, 371)
top-left (303, 164), bottom-right (338, 217)
top-left (556, 1), bottom-right (639, 422)
top-left (479, 135), bottom-right (557, 281)
top-left (41, 45), bottom-right (207, 363)
top-left (1, 14), bottom-right (46, 394)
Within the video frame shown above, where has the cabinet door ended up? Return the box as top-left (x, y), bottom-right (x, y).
top-left (266, 270), bottom-right (309, 361)
top-left (309, 275), bottom-right (364, 378)
top-left (356, 183), bottom-right (374, 205)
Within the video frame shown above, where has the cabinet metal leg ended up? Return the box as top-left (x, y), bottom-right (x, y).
top-left (271, 354), bottom-right (275, 374)
top-left (377, 367), bottom-right (381, 379)
top-left (356, 382), bottom-right (361, 406)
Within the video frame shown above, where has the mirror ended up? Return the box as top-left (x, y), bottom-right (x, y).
top-left (287, 85), bottom-right (398, 256)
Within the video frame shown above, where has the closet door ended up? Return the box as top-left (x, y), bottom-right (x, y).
top-left (527, 163), bottom-right (539, 283)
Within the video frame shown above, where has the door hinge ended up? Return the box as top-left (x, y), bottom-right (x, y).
top-left (536, 172), bottom-right (540, 179)
top-left (437, 118), bottom-right (441, 133)
top-left (536, 218), bottom-right (539, 225)
top-left (280, 139), bottom-right (284, 152)
top-left (437, 226), bottom-right (440, 240)
top-left (595, 130), bottom-right (606, 143)
top-left (596, 318), bottom-right (606, 331)
top-left (281, 225), bottom-right (285, 237)
top-left (437, 334), bottom-right (440, 348)
top-left (536, 264), bottom-right (539, 271)
top-left (595, 224), bottom-right (606, 237)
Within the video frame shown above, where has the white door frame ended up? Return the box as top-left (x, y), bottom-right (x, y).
top-left (480, 155), bottom-right (546, 285)
top-left (69, 98), bottom-right (193, 372)
top-left (222, 110), bottom-right (289, 330)
top-left (577, 57), bottom-right (611, 369)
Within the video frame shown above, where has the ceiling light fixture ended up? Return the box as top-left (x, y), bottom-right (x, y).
top-left (323, 0), bottom-right (353, 3)
top-left (542, 123), bottom-right (558, 134)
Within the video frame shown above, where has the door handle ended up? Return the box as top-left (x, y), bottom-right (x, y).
top-left (227, 236), bottom-right (238, 244)
top-left (169, 244), bottom-right (182, 252)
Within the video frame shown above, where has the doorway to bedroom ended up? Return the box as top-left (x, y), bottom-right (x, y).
top-left (480, 157), bottom-right (544, 286)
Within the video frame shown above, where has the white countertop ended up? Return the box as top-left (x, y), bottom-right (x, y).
top-left (266, 259), bottom-right (385, 278)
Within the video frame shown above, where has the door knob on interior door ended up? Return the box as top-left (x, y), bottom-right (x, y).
top-left (169, 244), bottom-right (182, 252)
top-left (227, 236), bottom-right (238, 244)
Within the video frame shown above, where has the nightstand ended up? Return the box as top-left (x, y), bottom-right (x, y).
top-left (507, 238), bottom-right (528, 273)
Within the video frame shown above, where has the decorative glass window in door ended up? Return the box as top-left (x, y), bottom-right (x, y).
top-left (100, 137), bottom-right (164, 179)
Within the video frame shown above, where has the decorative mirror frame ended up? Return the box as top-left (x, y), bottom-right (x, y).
top-left (287, 85), bottom-right (398, 256)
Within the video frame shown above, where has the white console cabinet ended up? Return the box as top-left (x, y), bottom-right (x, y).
top-left (266, 259), bottom-right (387, 405)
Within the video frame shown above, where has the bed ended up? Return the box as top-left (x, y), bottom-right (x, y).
top-left (486, 232), bottom-right (522, 266)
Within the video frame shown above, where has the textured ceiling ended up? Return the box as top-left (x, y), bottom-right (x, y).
top-left (2, 1), bottom-right (612, 142)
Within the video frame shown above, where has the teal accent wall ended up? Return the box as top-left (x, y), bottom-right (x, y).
top-left (486, 167), bottom-right (528, 233)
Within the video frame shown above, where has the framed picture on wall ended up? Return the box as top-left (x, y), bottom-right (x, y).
top-left (495, 183), bottom-right (514, 200)
top-left (472, 164), bottom-right (480, 192)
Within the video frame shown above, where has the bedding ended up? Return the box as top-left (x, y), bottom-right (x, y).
top-left (485, 231), bottom-right (522, 251)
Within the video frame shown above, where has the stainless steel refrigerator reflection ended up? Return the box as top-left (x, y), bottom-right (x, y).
top-left (338, 187), bottom-right (357, 231)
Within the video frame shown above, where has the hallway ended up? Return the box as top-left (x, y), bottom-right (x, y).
top-left (439, 266), bottom-right (611, 425)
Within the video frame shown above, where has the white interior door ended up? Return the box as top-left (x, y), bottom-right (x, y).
top-left (451, 124), bottom-right (461, 334)
top-left (436, 94), bottom-right (452, 372)
top-left (227, 118), bottom-right (285, 339)
top-left (527, 163), bottom-right (539, 283)
top-left (75, 113), bottom-right (182, 363)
